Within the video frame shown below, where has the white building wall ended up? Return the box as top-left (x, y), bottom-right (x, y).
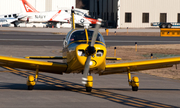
top-left (0, 0), bottom-right (21, 14)
top-left (120, 0), bottom-right (180, 28)
top-left (51, 0), bottom-right (75, 10)
top-left (35, 0), bottom-right (46, 12)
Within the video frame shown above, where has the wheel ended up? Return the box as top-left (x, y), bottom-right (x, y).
top-left (161, 24), bottom-right (166, 28)
top-left (167, 24), bottom-right (172, 28)
top-left (132, 86), bottom-right (138, 91)
top-left (28, 86), bottom-right (34, 90)
top-left (86, 87), bottom-right (92, 92)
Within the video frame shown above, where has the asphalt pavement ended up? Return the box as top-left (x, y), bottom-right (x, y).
top-left (0, 28), bottom-right (179, 108)
top-left (0, 27), bottom-right (160, 33)
top-left (0, 31), bottom-right (179, 46)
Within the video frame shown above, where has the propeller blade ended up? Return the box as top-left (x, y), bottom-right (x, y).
top-left (82, 56), bottom-right (91, 80)
top-left (90, 23), bottom-right (101, 47)
top-left (82, 19), bottom-right (101, 84)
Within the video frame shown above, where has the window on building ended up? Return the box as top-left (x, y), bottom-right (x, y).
top-left (125, 13), bottom-right (131, 23)
top-left (178, 13), bottom-right (180, 23)
top-left (160, 13), bottom-right (167, 22)
top-left (142, 13), bottom-right (149, 23)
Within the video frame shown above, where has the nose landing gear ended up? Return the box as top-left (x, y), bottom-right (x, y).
top-left (85, 75), bottom-right (93, 92)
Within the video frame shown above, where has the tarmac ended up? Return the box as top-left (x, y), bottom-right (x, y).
top-left (0, 45), bottom-right (179, 108)
top-left (0, 27), bottom-right (160, 36)
top-left (0, 27), bottom-right (179, 108)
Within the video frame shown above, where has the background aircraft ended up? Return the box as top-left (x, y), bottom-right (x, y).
top-left (0, 17), bottom-right (18, 27)
top-left (18, 0), bottom-right (98, 28)
top-left (0, 0), bottom-right (98, 28)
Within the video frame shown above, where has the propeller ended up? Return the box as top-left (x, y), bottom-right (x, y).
top-left (82, 20), bottom-right (101, 84)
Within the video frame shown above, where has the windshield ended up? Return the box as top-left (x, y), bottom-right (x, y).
top-left (68, 30), bottom-right (105, 44)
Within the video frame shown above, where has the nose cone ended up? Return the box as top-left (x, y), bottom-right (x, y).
top-left (85, 17), bottom-right (98, 24)
top-left (76, 44), bottom-right (106, 71)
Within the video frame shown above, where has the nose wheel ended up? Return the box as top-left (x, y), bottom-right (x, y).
top-left (86, 87), bottom-right (92, 92)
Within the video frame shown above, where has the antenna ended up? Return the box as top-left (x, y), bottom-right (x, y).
top-left (71, 6), bottom-right (75, 29)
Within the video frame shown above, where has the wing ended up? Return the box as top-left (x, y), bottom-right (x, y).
top-left (0, 55), bottom-right (67, 74)
top-left (101, 56), bottom-right (180, 75)
top-left (25, 56), bottom-right (67, 59)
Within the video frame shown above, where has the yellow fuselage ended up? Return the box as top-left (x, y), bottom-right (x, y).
top-left (63, 43), bottom-right (107, 74)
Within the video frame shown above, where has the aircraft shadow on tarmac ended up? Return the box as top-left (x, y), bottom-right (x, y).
top-left (1, 67), bottom-right (179, 108)
top-left (99, 88), bottom-right (180, 91)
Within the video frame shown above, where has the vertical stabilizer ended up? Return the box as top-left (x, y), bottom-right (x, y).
top-left (21, 0), bottom-right (39, 13)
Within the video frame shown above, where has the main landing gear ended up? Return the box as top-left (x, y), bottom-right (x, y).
top-left (84, 75), bottom-right (93, 92)
top-left (26, 65), bottom-right (39, 90)
top-left (127, 67), bottom-right (139, 91)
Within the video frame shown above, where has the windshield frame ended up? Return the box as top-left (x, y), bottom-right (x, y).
top-left (67, 29), bottom-right (105, 45)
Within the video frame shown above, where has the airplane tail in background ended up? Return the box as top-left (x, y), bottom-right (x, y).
top-left (21, 0), bottom-right (39, 13)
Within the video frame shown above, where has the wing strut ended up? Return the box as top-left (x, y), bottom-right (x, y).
top-left (127, 67), bottom-right (139, 91)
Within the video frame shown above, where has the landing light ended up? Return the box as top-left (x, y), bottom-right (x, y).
top-left (89, 61), bottom-right (93, 65)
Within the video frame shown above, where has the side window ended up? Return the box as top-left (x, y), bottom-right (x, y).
top-left (13, 14), bottom-right (18, 18)
top-left (4, 15), bottom-right (7, 18)
top-left (8, 15), bottom-right (11, 17)
top-left (63, 31), bottom-right (72, 47)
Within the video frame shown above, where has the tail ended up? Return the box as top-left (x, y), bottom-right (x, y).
top-left (21, 0), bottom-right (39, 13)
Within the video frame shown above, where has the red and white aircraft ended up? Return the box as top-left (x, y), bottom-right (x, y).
top-left (19, 0), bottom-right (98, 27)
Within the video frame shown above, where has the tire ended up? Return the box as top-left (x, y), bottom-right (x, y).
top-left (161, 24), bottom-right (166, 28)
top-left (14, 23), bottom-right (17, 27)
top-left (86, 87), bottom-right (92, 92)
top-left (28, 86), bottom-right (34, 90)
top-left (132, 86), bottom-right (138, 91)
top-left (167, 24), bottom-right (172, 28)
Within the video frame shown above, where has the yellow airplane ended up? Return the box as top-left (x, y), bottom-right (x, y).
top-left (0, 9), bottom-right (180, 92)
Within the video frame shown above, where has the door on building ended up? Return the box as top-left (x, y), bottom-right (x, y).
top-left (160, 13), bottom-right (167, 23)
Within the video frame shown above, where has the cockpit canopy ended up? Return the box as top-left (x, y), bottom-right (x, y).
top-left (67, 29), bottom-right (105, 45)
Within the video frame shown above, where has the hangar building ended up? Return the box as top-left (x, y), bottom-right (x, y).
top-left (1, 0), bottom-right (180, 28)
top-left (90, 0), bottom-right (180, 28)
